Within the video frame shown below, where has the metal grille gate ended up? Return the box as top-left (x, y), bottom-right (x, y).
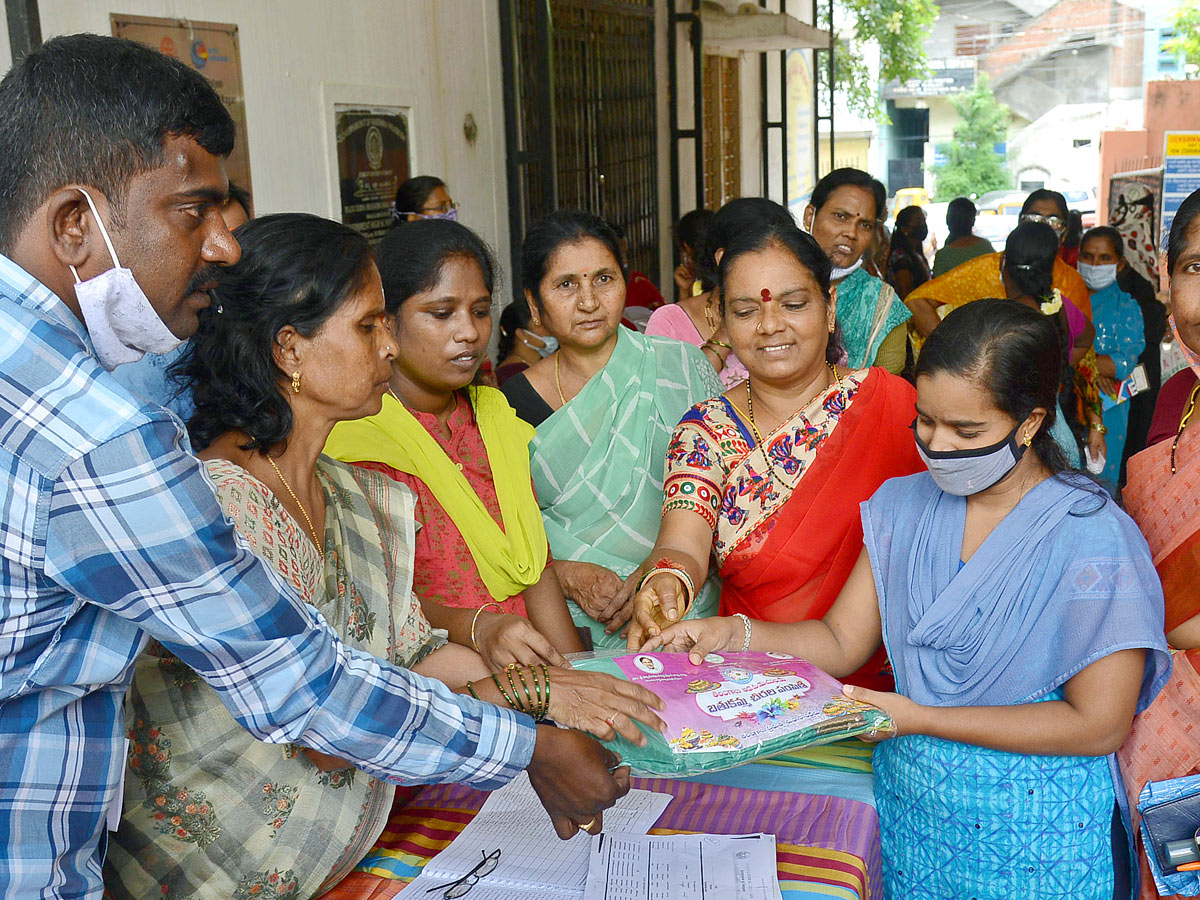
top-left (499, 0), bottom-right (660, 295)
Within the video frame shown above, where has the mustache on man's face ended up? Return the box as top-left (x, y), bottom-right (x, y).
top-left (184, 266), bottom-right (218, 296)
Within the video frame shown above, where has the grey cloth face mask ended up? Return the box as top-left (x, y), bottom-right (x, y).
top-left (913, 421), bottom-right (1027, 496)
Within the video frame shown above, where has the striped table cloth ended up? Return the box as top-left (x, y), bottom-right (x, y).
top-left (317, 774), bottom-right (881, 900)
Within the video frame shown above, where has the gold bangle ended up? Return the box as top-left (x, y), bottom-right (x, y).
top-left (1089, 422), bottom-right (1108, 434)
top-left (636, 564), bottom-right (696, 613)
top-left (470, 602), bottom-right (503, 652)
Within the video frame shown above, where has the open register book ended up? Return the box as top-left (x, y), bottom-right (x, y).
top-left (395, 772), bottom-right (671, 900)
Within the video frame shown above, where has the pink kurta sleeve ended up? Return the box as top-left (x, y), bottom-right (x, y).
top-left (645, 303), bottom-right (703, 343)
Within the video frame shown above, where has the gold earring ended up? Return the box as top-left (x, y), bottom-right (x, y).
top-left (1022, 433), bottom-right (1033, 447)
top-left (291, 371), bottom-right (301, 394)
top-left (828, 321), bottom-right (836, 334)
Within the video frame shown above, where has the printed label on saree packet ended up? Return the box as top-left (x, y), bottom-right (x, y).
top-left (612, 651), bottom-right (875, 755)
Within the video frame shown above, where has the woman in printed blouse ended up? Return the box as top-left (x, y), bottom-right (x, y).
top-left (626, 221), bottom-right (923, 690)
top-left (326, 219), bottom-right (585, 668)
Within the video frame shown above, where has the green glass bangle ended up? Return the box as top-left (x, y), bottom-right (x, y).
top-left (514, 665), bottom-right (536, 711)
top-left (532, 665), bottom-right (545, 716)
top-left (505, 665), bottom-right (525, 713)
top-left (491, 673), bottom-right (517, 711)
top-left (532, 665), bottom-right (547, 720)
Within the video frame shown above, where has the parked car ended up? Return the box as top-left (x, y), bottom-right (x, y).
top-left (1061, 188), bottom-right (1098, 228)
top-left (975, 191), bottom-right (1026, 246)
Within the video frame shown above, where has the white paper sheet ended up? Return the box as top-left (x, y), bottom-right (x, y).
top-left (582, 832), bottom-right (783, 900)
top-left (397, 772), bottom-right (671, 897)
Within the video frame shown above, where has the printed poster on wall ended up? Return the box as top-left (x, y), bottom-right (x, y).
top-left (335, 105), bottom-right (411, 246)
top-left (111, 15), bottom-right (252, 197)
top-left (1162, 131), bottom-right (1200, 249)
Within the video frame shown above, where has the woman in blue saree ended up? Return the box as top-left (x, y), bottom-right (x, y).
top-left (648, 298), bottom-right (1170, 899)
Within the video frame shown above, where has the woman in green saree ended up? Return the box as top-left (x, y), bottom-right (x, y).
top-left (802, 168), bottom-right (939, 372)
top-left (500, 211), bottom-right (725, 648)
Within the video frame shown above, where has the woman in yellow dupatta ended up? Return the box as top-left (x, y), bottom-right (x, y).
top-left (327, 220), bottom-right (583, 670)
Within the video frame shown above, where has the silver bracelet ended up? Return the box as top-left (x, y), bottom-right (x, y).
top-left (732, 613), bottom-right (752, 652)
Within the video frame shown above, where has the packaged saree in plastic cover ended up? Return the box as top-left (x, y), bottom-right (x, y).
top-left (568, 650), bottom-right (892, 777)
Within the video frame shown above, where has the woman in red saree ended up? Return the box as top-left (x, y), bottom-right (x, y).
top-left (626, 220), bottom-right (922, 690)
top-left (1117, 187), bottom-right (1200, 899)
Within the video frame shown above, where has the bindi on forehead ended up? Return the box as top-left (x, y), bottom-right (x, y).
top-left (761, 288), bottom-right (773, 303)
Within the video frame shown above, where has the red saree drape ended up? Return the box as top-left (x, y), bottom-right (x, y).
top-left (720, 369), bottom-right (924, 691)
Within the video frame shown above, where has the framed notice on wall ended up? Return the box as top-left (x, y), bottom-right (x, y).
top-left (1162, 131), bottom-right (1200, 249)
top-left (334, 105), bottom-right (411, 246)
top-left (111, 15), bottom-right (252, 196)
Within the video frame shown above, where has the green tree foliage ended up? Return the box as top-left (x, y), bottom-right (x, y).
top-left (1163, 0), bottom-right (1200, 69)
top-left (931, 75), bottom-right (1014, 200)
top-left (832, 0), bottom-right (938, 119)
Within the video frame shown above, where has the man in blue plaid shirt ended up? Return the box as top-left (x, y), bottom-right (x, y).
top-left (0, 35), bottom-right (645, 898)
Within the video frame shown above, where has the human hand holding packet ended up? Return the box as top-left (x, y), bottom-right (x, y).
top-left (567, 650), bottom-right (894, 777)
top-left (1102, 363), bottom-right (1149, 410)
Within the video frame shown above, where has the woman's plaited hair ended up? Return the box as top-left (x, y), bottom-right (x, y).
top-left (696, 197), bottom-right (794, 289)
top-left (1002, 221), bottom-right (1058, 302)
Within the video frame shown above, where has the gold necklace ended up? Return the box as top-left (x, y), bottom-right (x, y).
top-left (1171, 382), bottom-right (1200, 474)
top-left (743, 383), bottom-right (778, 483)
top-left (744, 363), bottom-right (842, 482)
top-left (265, 455), bottom-right (324, 563)
top-left (554, 353), bottom-right (568, 406)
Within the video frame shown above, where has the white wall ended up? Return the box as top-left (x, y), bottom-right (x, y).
top-left (0, 10), bottom-right (12, 75)
top-left (37, 0), bottom-right (511, 279)
top-left (1007, 99), bottom-right (1144, 193)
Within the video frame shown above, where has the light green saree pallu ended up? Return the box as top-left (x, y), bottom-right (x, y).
top-left (530, 328), bottom-right (724, 649)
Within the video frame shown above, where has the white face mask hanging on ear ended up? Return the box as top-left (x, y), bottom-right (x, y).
top-left (69, 188), bottom-right (183, 370)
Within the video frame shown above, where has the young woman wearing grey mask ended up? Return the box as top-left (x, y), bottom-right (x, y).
top-left (644, 297), bottom-right (1170, 900)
